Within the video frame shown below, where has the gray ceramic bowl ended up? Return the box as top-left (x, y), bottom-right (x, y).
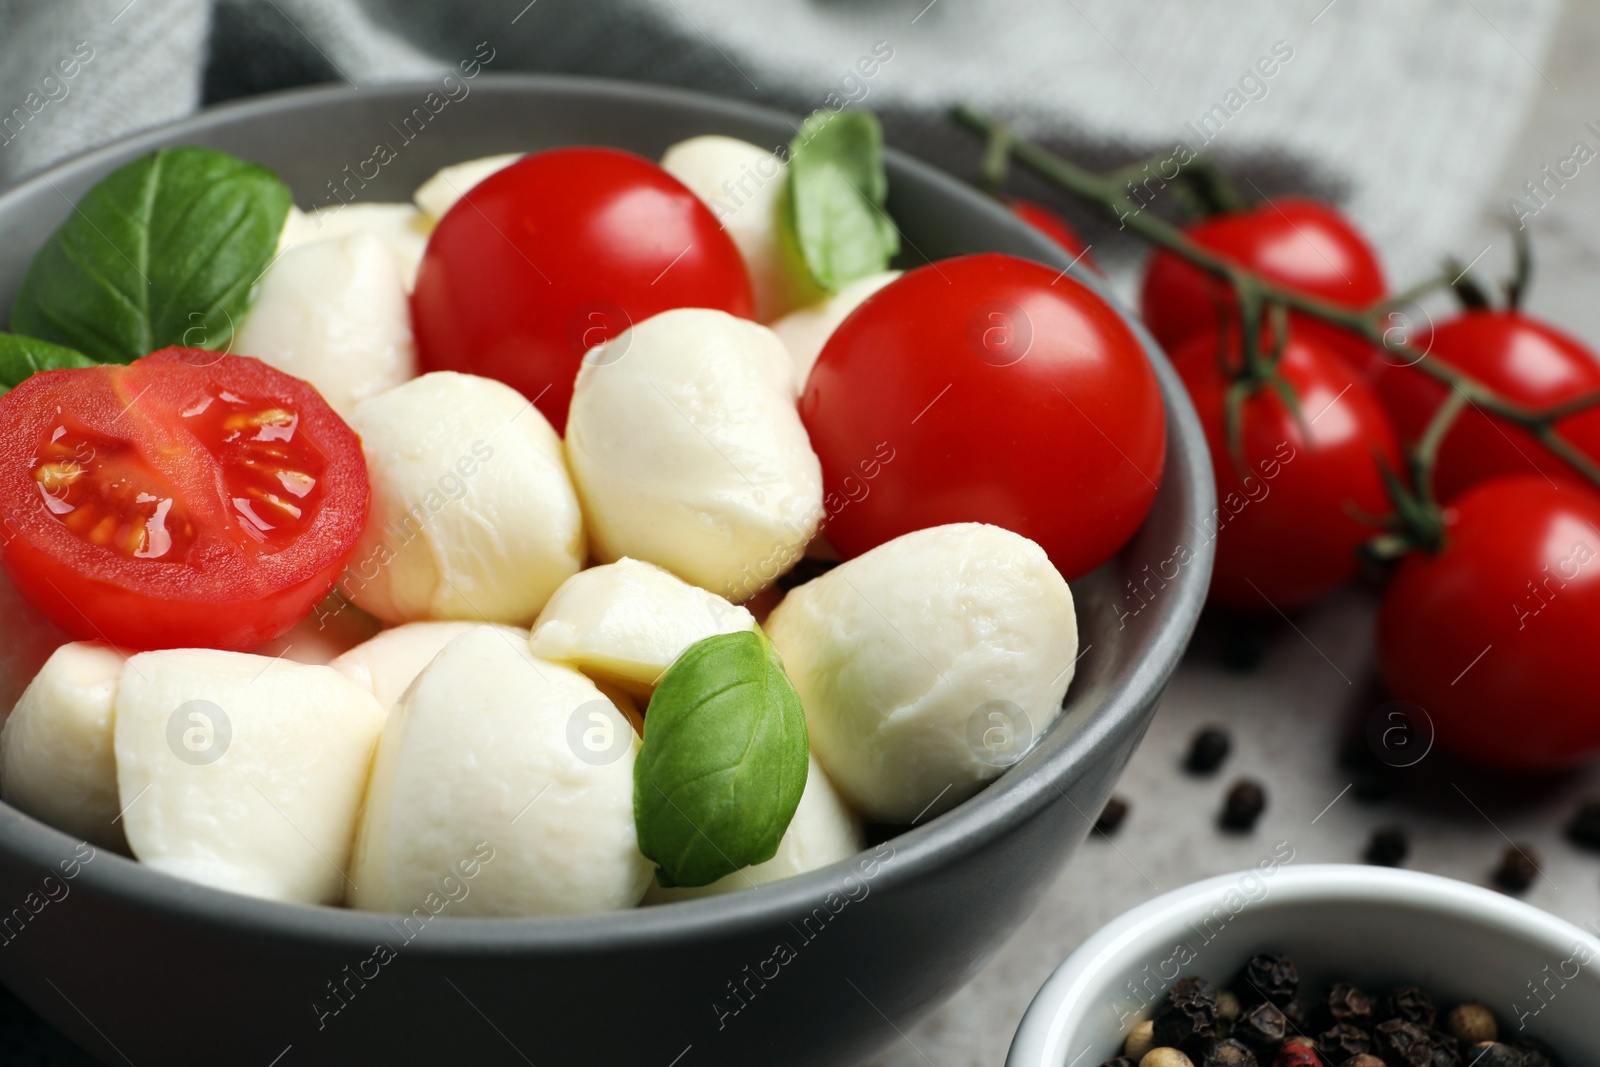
top-left (0, 76), bottom-right (1212, 1067)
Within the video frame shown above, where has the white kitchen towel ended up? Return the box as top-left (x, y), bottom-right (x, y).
top-left (0, 0), bottom-right (1566, 284)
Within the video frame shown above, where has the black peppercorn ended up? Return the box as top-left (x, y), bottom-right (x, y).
top-left (1231, 1002), bottom-right (1287, 1052)
top-left (1237, 953), bottom-right (1297, 1006)
top-left (1382, 986), bottom-right (1437, 1028)
top-left (1220, 780), bottom-right (1267, 832)
top-left (1325, 981), bottom-right (1373, 1026)
top-left (1281, 998), bottom-right (1309, 1030)
top-left (1341, 1057), bottom-right (1385, 1067)
top-left (1185, 726), bottom-right (1232, 774)
top-left (1514, 1034), bottom-right (1561, 1067)
top-left (1318, 1022), bottom-right (1370, 1059)
top-left (1364, 826), bottom-right (1408, 867)
top-left (1565, 799), bottom-right (1600, 851)
top-left (1200, 1038), bottom-right (1256, 1067)
top-left (1466, 1043), bottom-right (1525, 1067)
top-left (1428, 1032), bottom-right (1460, 1067)
top-left (1492, 845), bottom-right (1540, 894)
top-left (1154, 977), bottom-right (1220, 1049)
top-left (1373, 1018), bottom-right (1435, 1066)
top-left (1095, 795), bottom-right (1130, 836)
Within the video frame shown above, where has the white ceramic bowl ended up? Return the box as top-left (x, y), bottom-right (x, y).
top-left (1008, 863), bottom-right (1599, 1066)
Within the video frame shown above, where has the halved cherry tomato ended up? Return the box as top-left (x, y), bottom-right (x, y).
top-left (1172, 326), bottom-right (1400, 611)
top-left (1378, 476), bottom-right (1600, 769)
top-left (1141, 197), bottom-right (1385, 372)
top-left (801, 253), bottom-right (1165, 580)
top-left (411, 147), bottom-right (755, 432)
top-left (1371, 310), bottom-right (1600, 502)
top-left (0, 349), bottom-right (368, 651)
top-left (1008, 197), bottom-right (1097, 272)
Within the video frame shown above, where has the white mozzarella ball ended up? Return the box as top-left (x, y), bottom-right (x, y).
top-left (280, 203), bottom-right (432, 291)
top-left (250, 595), bottom-right (384, 667)
top-left (765, 523), bottom-right (1078, 823)
top-left (413, 153), bottom-right (523, 221)
top-left (233, 232), bottom-right (417, 417)
top-left (349, 627), bottom-right (651, 916)
top-left (1, 642), bottom-right (128, 852)
top-left (331, 620), bottom-right (528, 712)
top-left (345, 372), bottom-right (584, 626)
top-left (565, 309), bottom-right (822, 601)
top-left (0, 569), bottom-right (72, 723)
top-left (661, 135), bottom-right (820, 322)
top-left (113, 650), bottom-right (385, 905)
top-left (646, 755), bottom-right (861, 902)
top-left (529, 557), bottom-right (755, 699)
top-left (771, 270), bottom-right (900, 396)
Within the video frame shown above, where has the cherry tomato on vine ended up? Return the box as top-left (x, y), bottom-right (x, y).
top-left (1141, 197), bottom-right (1386, 372)
top-left (801, 253), bottom-right (1166, 580)
top-left (1378, 476), bottom-right (1600, 770)
top-left (411, 147), bottom-right (755, 432)
top-left (1172, 327), bottom-right (1400, 611)
top-left (1008, 197), bottom-right (1097, 271)
top-left (1371, 310), bottom-right (1600, 502)
top-left (0, 349), bottom-right (369, 651)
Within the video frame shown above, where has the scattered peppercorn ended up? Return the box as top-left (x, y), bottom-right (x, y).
top-left (1270, 1045), bottom-right (1318, 1067)
top-left (1428, 1033), bottom-right (1460, 1067)
top-left (1317, 1022), bottom-right (1370, 1059)
top-left (1238, 954), bottom-right (1297, 1006)
top-left (1324, 981), bottom-right (1373, 1026)
top-left (1095, 795), bottom-right (1130, 836)
top-left (1492, 845), bottom-right (1540, 894)
top-left (1364, 826), bottom-right (1408, 867)
top-left (1231, 1002), bottom-right (1287, 1052)
top-left (1514, 1034), bottom-right (1561, 1067)
top-left (1445, 1001), bottom-right (1495, 1045)
top-left (1154, 977), bottom-right (1220, 1049)
top-left (1565, 799), bottom-right (1600, 851)
top-left (1125, 1020), bottom-right (1156, 1062)
top-left (1382, 986), bottom-right (1436, 1028)
top-left (1341, 1057), bottom-right (1384, 1067)
top-left (1200, 1038), bottom-right (1256, 1067)
top-left (1140, 1049), bottom-right (1194, 1067)
top-left (1280, 999), bottom-right (1307, 1029)
top-left (1220, 780), bottom-right (1267, 832)
top-left (1185, 727), bottom-right (1232, 775)
top-left (1215, 990), bottom-right (1241, 1027)
top-left (1466, 1043), bottom-right (1525, 1067)
top-left (1373, 1018), bottom-right (1434, 1066)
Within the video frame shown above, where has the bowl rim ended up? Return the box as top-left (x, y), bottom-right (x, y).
top-left (1006, 863), bottom-right (1600, 1067)
top-left (0, 72), bottom-right (1215, 953)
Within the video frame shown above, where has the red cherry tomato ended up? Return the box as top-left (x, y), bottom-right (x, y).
top-left (1140, 197), bottom-right (1385, 372)
top-left (1371, 310), bottom-right (1600, 502)
top-left (1173, 327), bottom-right (1400, 611)
top-left (0, 349), bottom-right (368, 651)
top-left (1378, 476), bottom-right (1600, 769)
top-left (801, 253), bottom-right (1166, 580)
top-left (1008, 197), bottom-right (1097, 271)
top-left (411, 147), bottom-right (754, 432)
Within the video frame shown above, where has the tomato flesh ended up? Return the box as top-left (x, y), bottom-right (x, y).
top-left (0, 349), bottom-right (369, 650)
top-left (411, 147), bottom-right (755, 432)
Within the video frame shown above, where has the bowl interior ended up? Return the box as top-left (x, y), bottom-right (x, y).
top-left (1010, 864), bottom-right (1600, 1066)
top-left (0, 75), bottom-right (1213, 947)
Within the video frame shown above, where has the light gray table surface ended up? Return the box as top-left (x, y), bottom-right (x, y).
top-left (871, 6), bottom-right (1600, 1065)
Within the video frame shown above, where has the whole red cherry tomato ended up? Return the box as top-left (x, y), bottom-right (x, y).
top-left (0, 349), bottom-right (369, 651)
top-left (1378, 476), bottom-right (1600, 769)
top-left (1141, 197), bottom-right (1385, 372)
top-left (801, 253), bottom-right (1165, 580)
top-left (1371, 310), bottom-right (1600, 502)
top-left (1008, 197), bottom-right (1097, 271)
top-left (411, 147), bottom-right (754, 432)
top-left (1172, 327), bottom-right (1400, 611)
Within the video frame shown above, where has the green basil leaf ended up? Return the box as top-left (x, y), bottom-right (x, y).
top-left (787, 109), bottom-right (900, 293)
top-left (0, 333), bottom-right (95, 396)
top-left (10, 146), bottom-right (292, 364)
top-left (634, 630), bottom-right (809, 888)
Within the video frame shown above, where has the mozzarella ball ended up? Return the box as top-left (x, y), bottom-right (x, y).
top-left (345, 372), bottom-right (584, 626)
top-left (350, 627), bottom-right (651, 916)
top-left (279, 202), bottom-right (431, 290)
top-left (565, 309), bottom-right (822, 601)
top-left (0, 569), bottom-right (71, 722)
top-left (234, 232), bottom-right (417, 417)
top-left (661, 135), bottom-right (820, 322)
top-left (113, 650), bottom-right (384, 905)
top-left (646, 755), bottom-right (861, 902)
top-left (771, 270), bottom-right (900, 396)
top-left (765, 523), bottom-right (1078, 823)
top-left (1, 642), bottom-right (128, 852)
top-left (530, 557), bottom-right (756, 699)
top-left (250, 594), bottom-right (384, 667)
top-left (331, 620), bottom-right (528, 712)
top-left (413, 153), bottom-right (522, 221)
